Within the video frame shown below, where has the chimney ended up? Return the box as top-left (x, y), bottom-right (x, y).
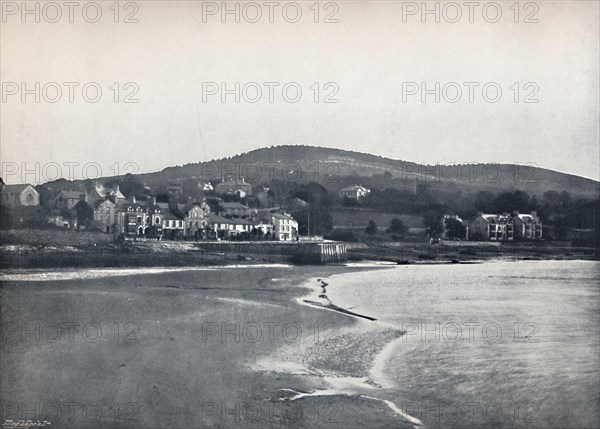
top-left (152, 196), bottom-right (157, 206)
top-left (132, 195), bottom-right (136, 204)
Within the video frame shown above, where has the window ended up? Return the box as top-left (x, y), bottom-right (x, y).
top-left (155, 217), bottom-right (160, 224)
top-left (26, 193), bottom-right (33, 202)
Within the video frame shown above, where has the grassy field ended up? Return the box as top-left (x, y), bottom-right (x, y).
top-left (1, 228), bottom-right (115, 247)
top-left (329, 208), bottom-right (424, 230)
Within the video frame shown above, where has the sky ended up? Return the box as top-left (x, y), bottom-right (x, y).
top-left (1, 0), bottom-right (599, 184)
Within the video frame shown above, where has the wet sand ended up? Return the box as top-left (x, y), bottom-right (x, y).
top-left (0, 264), bottom-right (416, 428)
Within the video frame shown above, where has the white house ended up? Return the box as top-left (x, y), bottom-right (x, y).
top-left (339, 185), bottom-right (370, 200)
top-left (271, 213), bottom-right (298, 241)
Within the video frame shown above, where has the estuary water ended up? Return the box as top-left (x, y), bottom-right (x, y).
top-left (327, 260), bottom-right (600, 429)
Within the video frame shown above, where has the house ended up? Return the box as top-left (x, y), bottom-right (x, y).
top-left (162, 209), bottom-right (185, 239)
top-left (199, 181), bottom-right (214, 192)
top-left (55, 190), bottom-right (85, 209)
top-left (93, 198), bottom-right (118, 233)
top-left (167, 183), bottom-right (183, 196)
top-left (253, 214), bottom-right (274, 238)
top-left (0, 184), bottom-right (40, 208)
top-left (47, 212), bottom-right (77, 229)
top-left (214, 176), bottom-right (252, 197)
top-left (339, 185), bottom-right (370, 200)
top-left (183, 201), bottom-right (211, 239)
top-left (271, 213), bottom-right (298, 241)
top-left (470, 213), bottom-right (514, 241)
top-left (116, 200), bottom-right (163, 237)
top-left (512, 211), bottom-right (543, 239)
top-left (219, 201), bottom-right (256, 218)
top-left (209, 213), bottom-right (255, 239)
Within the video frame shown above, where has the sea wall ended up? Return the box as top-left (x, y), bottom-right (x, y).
top-left (196, 242), bottom-right (347, 264)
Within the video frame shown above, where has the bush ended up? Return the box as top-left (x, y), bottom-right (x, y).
top-left (388, 218), bottom-right (408, 235)
top-left (365, 219), bottom-right (377, 235)
top-left (325, 230), bottom-right (357, 242)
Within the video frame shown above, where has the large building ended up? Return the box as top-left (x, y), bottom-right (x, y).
top-left (512, 211), bottom-right (543, 240)
top-left (469, 211), bottom-right (542, 241)
top-left (116, 201), bottom-right (163, 237)
top-left (214, 177), bottom-right (252, 198)
top-left (271, 213), bottom-right (298, 241)
top-left (470, 213), bottom-right (514, 241)
top-left (1, 184), bottom-right (40, 208)
top-left (93, 198), bottom-right (118, 233)
top-left (183, 201), bottom-right (211, 239)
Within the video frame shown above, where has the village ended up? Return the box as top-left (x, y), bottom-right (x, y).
top-left (0, 175), bottom-right (544, 244)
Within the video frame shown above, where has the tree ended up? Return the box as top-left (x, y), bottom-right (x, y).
top-left (445, 218), bottom-right (466, 239)
top-left (423, 210), bottom-right (444, 237)
top-left (74, 200), bottom-right (94, 229)
top-left (388, 218), bottom-right (408, 235)
top-left (365, 219), bottom-right (377, 235)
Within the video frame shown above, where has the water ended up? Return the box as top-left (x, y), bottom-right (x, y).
top-left (326, 260), bottom-right (600, 429)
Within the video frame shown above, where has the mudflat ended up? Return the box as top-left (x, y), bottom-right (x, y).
top-left (0, 265), bottom-right (414, 429)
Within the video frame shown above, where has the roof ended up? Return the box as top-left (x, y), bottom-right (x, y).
top-left (3, 184), bottom-right (35, 193)
top-left (209, 213), bottom-right (255, 225)
top-left (220, 202), bottom-right (248, 209)
top-left (340, 185), bottom-right (369, 192)
top-left (109, 189), bottom-right (126, 199)
top-left (93, 198), bottom-right (116, 208)
top-left (271, 213), bottom-right (295, 221)
top-left (90, 184), bottom-right (107, 197)
top-left (162, 210), bottom-right (183, 220)
top-left (57, 190), bottom-right (84, 199)
top-left (118, 202), bottom-right (147, 211)
top-left (480, 214), bottom-right (511, 224)
top-left (516, 214), bottom-right (537, 222)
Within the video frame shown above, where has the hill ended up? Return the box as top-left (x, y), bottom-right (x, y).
top-left (44, 145), bottom-right (598, 198)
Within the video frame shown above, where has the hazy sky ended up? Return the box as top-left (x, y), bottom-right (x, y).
top-left (1, 0), bottom-right (599, 184)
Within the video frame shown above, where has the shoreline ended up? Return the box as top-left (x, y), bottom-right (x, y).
top-left (1, 263), bottom-right (420, 428)
top-left (286, 270), bottom-right (426, 427)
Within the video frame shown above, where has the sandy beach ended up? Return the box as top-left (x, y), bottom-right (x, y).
top-left (0, 264), bottom-right (417, 429)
